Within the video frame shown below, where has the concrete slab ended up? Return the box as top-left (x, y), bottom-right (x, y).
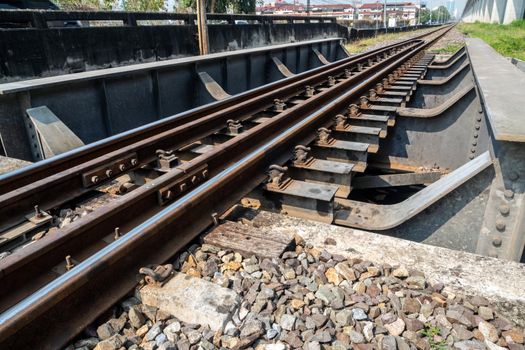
top-left (466, 38), bottom-right (525, 142)
top-left (140, 272), bottom-right (241, 331)
top-left (233, 208), bottom-right (525, 327)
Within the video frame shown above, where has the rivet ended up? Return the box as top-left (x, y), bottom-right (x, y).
top-left (495, 220), bottom-right (506, 231)
top-left (473, 133), bottom-right (479, 138)
top-left (472, 141), bottom-right (477, 146)
top-left (131, 158), bottom-right (138, 166)
top-left (476, 117), bottom-right (482, 122)
top-left (509, 172), bottom-right (519, 181)
top-left (475, 125), bottom-right (480, 130)
top-left (492, 237), bottom-right (502, 247)
top-left (499, 204), bottom-right (510, 215)
top-left (469, 154), bottom-right (475, 159)
top-left (119, 164), bottom-right (126, 171)
top-left (91, 175), bottom-right (99, 184)
top-left (478, 108), bottom-right (483, 114)
top-left (504, 190), bottom-right (514, 199)
top-left (105, 169), bottom-right (113, 178)
top-left (471, 148), bottom-right (476, 153)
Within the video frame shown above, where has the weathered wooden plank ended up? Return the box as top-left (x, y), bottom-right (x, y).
top-left (204, 220), bottom-right (294, 258)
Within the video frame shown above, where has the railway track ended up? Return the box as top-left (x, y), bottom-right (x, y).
top-left (0, 26), bottom-right (453, 349)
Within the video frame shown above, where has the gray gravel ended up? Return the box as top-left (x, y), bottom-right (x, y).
top-left (67, 237), bottom-right (525, 350)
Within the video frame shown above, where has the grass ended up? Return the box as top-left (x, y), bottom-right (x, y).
top-left (458, 20), bottom-right (525, 60)
top-left (345, 28), bottom-right (432, 54)
top-left (429, 42), bottom-right (464, 54)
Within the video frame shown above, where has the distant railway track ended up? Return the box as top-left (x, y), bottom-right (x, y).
top-left (0, 25), bottom-right (453, 349)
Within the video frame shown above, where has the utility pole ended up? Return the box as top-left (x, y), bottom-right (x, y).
top-left (417, 0), bottom-right (421, 25)
top-left (196, 0), bottom-right (209, 55)
top-left (383, 0), bottom-right (387, 31)
top-left (307, 0), bottom-right (311, 16)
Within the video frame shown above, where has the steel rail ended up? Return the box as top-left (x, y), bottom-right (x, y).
top-left (0, 26), bottom-right (451, 349)
top-left (0, 26), bottom-right (445, 196)
top-left (0, 34), bottom-right (441, 233)
top-left (0, 38), bottom-right (423, 313)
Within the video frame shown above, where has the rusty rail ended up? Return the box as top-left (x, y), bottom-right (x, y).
top-left (0, 26), bottom-right (451, 349)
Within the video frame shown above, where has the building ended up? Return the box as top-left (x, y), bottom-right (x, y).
top-left (256, 0), bottom-right (419, 24)
top-left (357, 2), bottom-right (419, 25)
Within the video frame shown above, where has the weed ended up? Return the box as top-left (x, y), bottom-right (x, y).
top-left (420, 323), bottom-right (448, 350)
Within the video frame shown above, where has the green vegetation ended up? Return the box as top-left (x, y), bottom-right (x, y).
top-left (418, 5), bottom-right (452, 24)
top-left (429, 42), bottom-right (464, 54)
top-left (54, 0), bottom-right (255, 13)
top-left (345, 28), bottom-right (432, 54)
top-left (459, 20), bottom-right (525, 60)
top-left (420, 324), bottom-right (447, 350)
top-left (54, 0), bottom-right (165, 11)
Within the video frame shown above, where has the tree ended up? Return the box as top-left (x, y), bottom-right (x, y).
top-left (431, 5), bottom-right (451, 23)
top-left (178, 0), bottom-right (255, 14)
top-left (122, 0), bottom-right (166, 12)
top-left (417, 8), bottom-right (431, 24)
top-left (54, 0), bottom-right (117, 10)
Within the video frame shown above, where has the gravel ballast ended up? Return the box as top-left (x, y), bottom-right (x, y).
top-left (67, 235), bottom-right (525, 350)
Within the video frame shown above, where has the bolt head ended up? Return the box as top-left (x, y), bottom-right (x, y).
top-left (492, 237), bottom-right (502, 247)
top-left (91, 175), bottom-right (99, 184)
top-left (119, 164), bottom-right (126, 171)
top-left (499, 204), bottom-right (510, 215)
top-left (131, 158), bottom-right (138, 166)
top-left (105, 169), bottom-right (113, 177)
top-left (503, 190), bottom-right (514, 199)
top-left (495, 220), bottom-right (506, 231)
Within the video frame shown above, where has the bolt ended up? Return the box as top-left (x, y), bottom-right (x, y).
top-left (475, 125), bottom-right (480, 130)
top-left (34, 205), bottom-right (43, 218)
top-left (191, 175), bottom-right (198, 185)
top-left (105, 169), bottom-right (113, 178)
top-left (202, 169), bottom-right (209, 178)
top-left (114, 227), bottom-right (121, 240)
top-left (469, 154), bottom-right (475, 160)
top-left (492, 237), bottom-right (502, 247)
top-left (131, 158), bottom-right (138, 166)
top-left (499, 204), bottom-right (510, 215)
top-left (180, 183), bottom-right (187, 192)
top-left (509, 172), bottom-right (519, 181)
top-left (119, 164), bottom-right (126, 171)
top-left (65, 255), bottom-right (75, 271)
top-left (476, 117), bottom-right (482, 122)
top-left (164, 190), bottom-right (173, 200)
top-left (473, 133), bottom-right (479, 138)
top-left (504, 190), bottom-right (514, 199)
top-left (495, 220), bottom-right (506, 231)
top-left (472, 141), bottom-right (477, 146)
top-left (91, 175), bottom-right (99, 184)
top-left (471, 148), bottom-right (476, 153)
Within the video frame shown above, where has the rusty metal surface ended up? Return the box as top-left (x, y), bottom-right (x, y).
top-left (335, 151), bottom-right (492, 230)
